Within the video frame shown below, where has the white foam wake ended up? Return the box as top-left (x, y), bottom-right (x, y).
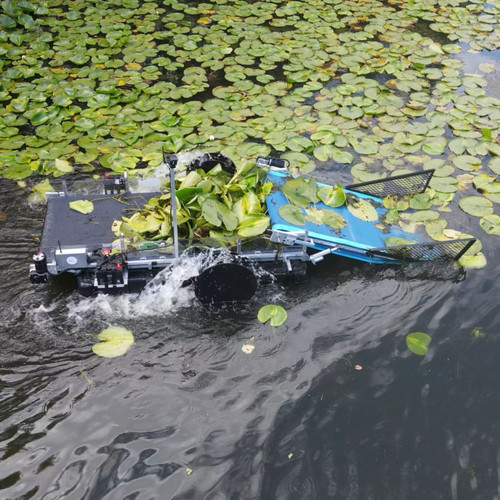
top-left (66, 249), bottom-right (236, 321)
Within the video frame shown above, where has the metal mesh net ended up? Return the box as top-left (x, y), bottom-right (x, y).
top-left (347, 170), bottom-right (434, 197)
top-left (367, 238), bottom-right (476, 262)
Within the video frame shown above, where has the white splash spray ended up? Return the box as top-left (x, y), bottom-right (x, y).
top-left (66, 249), bottom-right (237, 321)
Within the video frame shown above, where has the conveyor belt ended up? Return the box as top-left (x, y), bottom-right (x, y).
top-left (40, 194), bottom-right (158, 254)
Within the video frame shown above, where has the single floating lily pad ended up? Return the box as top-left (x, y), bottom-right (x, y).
top-left (69, 200), bottom-right (94, 214)
top-left (479, 214), bottom-right (500, 236)
top-left (458, 196), bottom-right (494, 217)
top-left (29, 179), bottom-right (54, 205)
top-left (92, 326), bottom-right (135, 358)
top-left (406, 332), bottom-right (432, 356)
top-left (258, 304), bottom-right (288, 327)
top-left (459, 252), bottom-right (487, 270)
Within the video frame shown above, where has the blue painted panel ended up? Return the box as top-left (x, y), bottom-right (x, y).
top-left (265, 172), bottom-right (426, 256)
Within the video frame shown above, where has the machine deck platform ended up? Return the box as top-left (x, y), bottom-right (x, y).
top-left (29, 156), bottom-right (477, 299)
top-left (40, 194), bottom-right (156, 256)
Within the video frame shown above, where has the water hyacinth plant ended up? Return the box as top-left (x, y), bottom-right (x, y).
top-left (112, 160), bottom-right (273, 247)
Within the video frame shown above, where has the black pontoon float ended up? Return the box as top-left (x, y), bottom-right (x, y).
top-left (29, 153), bottom-right (476, 303)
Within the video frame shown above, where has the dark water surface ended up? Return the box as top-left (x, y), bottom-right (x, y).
top-left (1, 168), bottom-right (500, 500)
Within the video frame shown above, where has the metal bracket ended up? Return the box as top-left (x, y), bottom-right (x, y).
top-left (270, 230), bottom-right (314, 247)
top-left (310, 247), bottom-right (338, 265)
top-left (283, 255), bottom-right (293, 272)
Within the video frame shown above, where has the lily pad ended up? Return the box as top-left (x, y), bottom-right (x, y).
top-left (458, 252), bottom-right (487, 270)
top-left (318, 184), bottom-right (346, 208)
top-left (29, 179), bottom-right (54, 204)
top-left (346, 197), bottom-right (378, 222)
top-left (429, 176), bottom-right (458, 193)
top-left (459, 196), bottom-right (494, 217)
top-left (339, 106), bottom-right (363, 120)
top-left (278, 205), bottom-right (306, 226)
top-left (410, 193), bottom-right (433, 210)
top-left (282, 178), bottom-right (317, 208)
top-left (202, 199), bottom-right (238, 231)
top-left (452, 155), bottom-right (481, 172)
top-left (480, 214), bottom-right (500, 236)
top-left (237, 214), bottom-right (270, 237)
top-left (69, 200), bottom-right (94, 214)
top-left (406, 332), bottom-right (431, 356)
top-left (488, 157), bottom-right (500, 175)
top-left (92, 326), bottom-right (135, 358)
top-left (55, 158), bottom-right (74, 174)
top-left (305, 207), bottom-right (325, 226)
top-left (386, 237), bottom-right (417, 247)
top-left (257, 304), bottom-right (288, 327)
top-left (322, 210), bottom-right (346, 230)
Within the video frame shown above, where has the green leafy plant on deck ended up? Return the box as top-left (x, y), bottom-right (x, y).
top-left (112, 160), bottom-right (272, 248)
top-left (278, 176), bottom-right (350, 231)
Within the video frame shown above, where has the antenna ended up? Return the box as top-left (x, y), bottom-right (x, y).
top-left (164, 147), bottom-right (180, 261)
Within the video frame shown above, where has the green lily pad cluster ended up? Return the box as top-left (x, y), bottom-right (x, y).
top-left (113, 161), bottom-right (272, 247)
top-left (0, 0), bottom-right (499, 250)
top-left (278, 175), bottom-right (389, 231)
top-left (278, 177), bottom-right (349, 230)
top-left (274, 175), bottom-right (484, 268)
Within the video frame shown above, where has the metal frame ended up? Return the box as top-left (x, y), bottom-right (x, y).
top-left (29, 160), bottom-right (476, 296)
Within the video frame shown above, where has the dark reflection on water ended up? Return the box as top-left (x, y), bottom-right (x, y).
top-left (2, 162), bottom-right (500, 498)
top-left (261, 322), bottom-right (500, 500)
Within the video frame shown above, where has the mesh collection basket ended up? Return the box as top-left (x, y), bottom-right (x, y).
top-left (347, 170), bottom-right (434, 197)
top-left (367, 238), bottom-right (476, 262)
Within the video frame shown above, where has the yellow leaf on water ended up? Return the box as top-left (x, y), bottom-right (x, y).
top-left (126, 62), bottom-right (142, 71)
top-left (55, 158), bottom-right (74, 174)
top-left (458, 252), bottom-right (487, 270)
top-left (92, 326), bottom-right (135, 358)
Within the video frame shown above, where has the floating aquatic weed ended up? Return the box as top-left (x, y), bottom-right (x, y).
top-left (459, 196), bottom-right (494, 217)
top-left (91, 326), bottom-right (135, 358)
top-left (28, 178), bottom-right (54, 204)
top-left (480, 214), bottom-right (500, 236)
top-left (257, 304), bottom-right (288, 328)
top-left (406, 332), bottom-right (432, 356)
